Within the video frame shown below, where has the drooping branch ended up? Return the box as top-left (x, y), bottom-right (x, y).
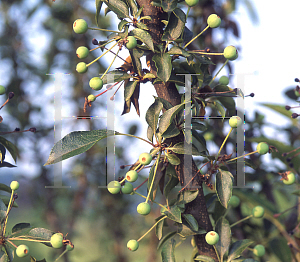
top-left (135, 0), bottom-right (217, 260)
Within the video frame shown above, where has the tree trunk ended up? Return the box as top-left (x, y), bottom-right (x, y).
top-left (135, 0), bottom-right (218, 260)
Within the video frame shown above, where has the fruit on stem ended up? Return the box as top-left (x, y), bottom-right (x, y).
top-left (228, 195), bottom-right (240, 208)
top-left (137, 202), bottom-right (151, 215)
top-left (139, 152), bottom-right (152, 165)
top-left (76, 46), bottom-right (89, 59)
top-left (0, 85), bottom-right (6, 95)
top-left (256, 142), bottom-right (269, 155)
top-left (223, 45), bottom-right (238, 60)
top-left (253, 244), bottom-right (265, 257)
top-left (121, 183), bottom-right (134, 194)
top-left (185, 0), bottom-right (199, 7)
top-left (229, 116), bottom-right (242, 128)
top-left (16, 245), bottom-right (29, 257)
top-left (87, 94), bottom-right (96, 102)
top-left (126, 170), bottom-right (138, 182)
top-left (207, 14), bottom-right (221, 28)
top-left (252, 206), bottom-right (264, 218)
top-left (107, 181), bottom-right (121, 194)
top-left (205, 231), bottom-right (219, 245)
top-left (51, 233), bottom-right (64, 249)
top-left (127, 239), bottom-right (139, 251)
top-left (73, 19), bottom-right (88, 34)
top-left (283, 172), bottom-right (296, 185)
top-left (76, 62), bottom-right (88, 73)
top-left (218, 76), bottom-right (229, 85)
top-left (126, 36), bottom-right (137, 49)
top-left (89, 77), bottom-right (103, 91)
top-left (10, 181), bottom-right (19, 191)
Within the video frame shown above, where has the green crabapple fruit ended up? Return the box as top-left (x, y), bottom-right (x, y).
top-left (205, 231), bottom-right (219, 245)
top-left (89, 77), bottom-right (103, 91)
top-left (126, 170), bottom-right (138, 182)
top-left (253, 244), bottom-right (265, 257)
top-left (10, 181), bottom-right (19, 191)
top-left (126, 36), bottom-right (137, 49)
top-left (16, 244), bottom-right (29, 257)
top-left (107, 181), bottom-right (121, 194)
top-left (73, 19), bottom-right (88, 34)
top-left (121, 183), bottom-right (133, 194)
top-left (137, 202), bottom-right (151, 215)
top-left (139, 152), bottom-right (152, 165)
top-left (229, 116), bottom-right (242, 128)
top-left (76, 46), bottom-right (89, 59)
top-left (228, 195), bottom-right (240, 208)
top-left (0, 85), bottom-right (6, 95)
top-left (87, 94), bottom-right (96, 102)
top-left (203, 132), bottom-right (213, 141)
top-left (252, 206), bottom-right (264, 218)
top-left (256, 142), bottom-right (269, 155)
top-left (66, 244), bottom-right (74, 251)
top-left (223, 45), bottom-right (238, 60)
top-left (219, 76), bottom-right (229, 85)
top-left (51, 233), bottom-right (64, 249)
top-left (283, 172), bottom-right (296, 185)
top-left (295, 90), bottom-right (300, 97)
top-left (76, 62), bottom-right (88, 73)
top-left (127, 239), bottom-right (139, 251)
top-left (185, 0), bottom-right (199, 7)
top-left (207, 14), bottom-right (221, 28)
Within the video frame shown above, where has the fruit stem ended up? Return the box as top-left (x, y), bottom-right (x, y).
top-left (230, 215), bottom-right (253, 228)
top-left (145, 151), bottom-right (161, 203)
top-left (2, 189), bottom-right (15, 236)
top-left (100, 47), bottom-right (121, 80)
top-left (137, 215), bottom-right (167, 242)
top-left (184, 25), bottom-right (209, 49)
top-left (116, 132), bottom-right (155, 147)
top-left (213, 127), bottom-right (233, 167)
top-left (208, 59), bottom-right (229, 86)
top-left (189, 51), bottom-right (224, 56)
top-left (86, 40), bottom-right (120, 67)
top-left (89, 38), bottom-right (117, 52)
top-left (225, 150), bottom-right (258, 164)
top-left (213, 245), bottom-right (221, 262)
top-left (87, 27), bottom-right (120, 33)
top-left (54, 249), bottom-right (68, 262)
top-left (185, 6), bottom-right (191, 20)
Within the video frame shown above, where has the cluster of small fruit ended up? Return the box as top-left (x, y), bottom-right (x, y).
top-left (285, 78), bottom-right (300, 118)
top-left (203, 202), bottom-right (266, 257)
top-left (5, 181), bottom-right (74, 259)
top-left (107, 152), bottom-right (155, 251)
top-left (73, 18), bottom-right (138, 105)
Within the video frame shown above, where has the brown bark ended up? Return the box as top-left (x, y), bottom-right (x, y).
top-left (135, 0), bottom-right (217, 260)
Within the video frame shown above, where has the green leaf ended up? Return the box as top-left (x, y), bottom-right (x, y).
top-left (147, 125), bottom-right (154, 143)
top-left (164, 169), bottom-right (179, 199)
top-left (0, 184), bottom-right (11, 194)
top-left (227, 239), bottom-right (254, 262)
top-left (212, 100), bottom-right (226, 119)
top-left (44, 130), bottom-right (121, 165)
top-left (10, 223), bottom-right (32, 237)
top-left (182, 214), bottom-right (198, 231)
top-left (146, 99), bottom-right (163, 135)
top-left (215, 170), bottom-right (233, 208)
top-left (135, 5), bottom-right (144, 17)
top-left (155, 96), bottom-right (174, 111)
top-left (176, 190), bottom-right (198, 205)
top-left (162, 121), bottom-right (180, 139)
top-left (157, 231), bottom-right (177, 251)
top-left (126, 0), bottom-right (138, 16)
top-left (2, 244), bottom-right (13, 262)
top-left (95, 0), bottom-right (103, 27)
top-left (0, 195), bottom-right (18, 207)
top-left (176, 222), bottom-right (205, 237)
top-left (130, 28), bottom-right (154, 51)
top-left (161, 0), bottom-right (178, 12)
top-left (158, 102), bottom-right (185, 135)
top-left (168, 142), bottom-right (204, 156)
top-left (191, 121), bottom-right (207, 132)
top-left (167, 46), bottom-right (190, 58)
top-left (129, 48), bottom-right (144, 76)
top-left (162, 8), bottom-right (185, 41)
top-left (215, 217), bottom-right (231, 259)
top-left (136, 22), bottom-right (148, 30)
top-left (101, 0), bottom-right (129, 18)
top-left (166, 152), bottom-right (180, 165)
top-left (143, 73), bottom-right (156, 79)
top-left (152, 53), bottom-right (172, 83)
top-left (163, 205), bottom-right (182, 223)
top-left (101, 70), bottom-right (131, 84)
top-left (0, 198), bottom-right (6, 223)
top-left (155, 215), bottom-right (166, 240)
top-left (147, 161), bottom-right (165, 202)
top-left (0, 137), bottom-right (18, 163)
top-left (0, 144), bottom-right (5, 163)
top-left (28, 228), bottom-right (54, 247)
top-left (118, 20), bottom-right (129, 31)
top-left (161, 238), bottom-right (176, 262)
top-left (194, 255), bottom-right (216, 262)
top-left (0, 162), bottom-right (16, 168)
top-left (124, 80), bottom-right (139, 101)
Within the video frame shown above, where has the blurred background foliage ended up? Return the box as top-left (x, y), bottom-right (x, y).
top-left (2, 0), bottom-right (300, 261)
